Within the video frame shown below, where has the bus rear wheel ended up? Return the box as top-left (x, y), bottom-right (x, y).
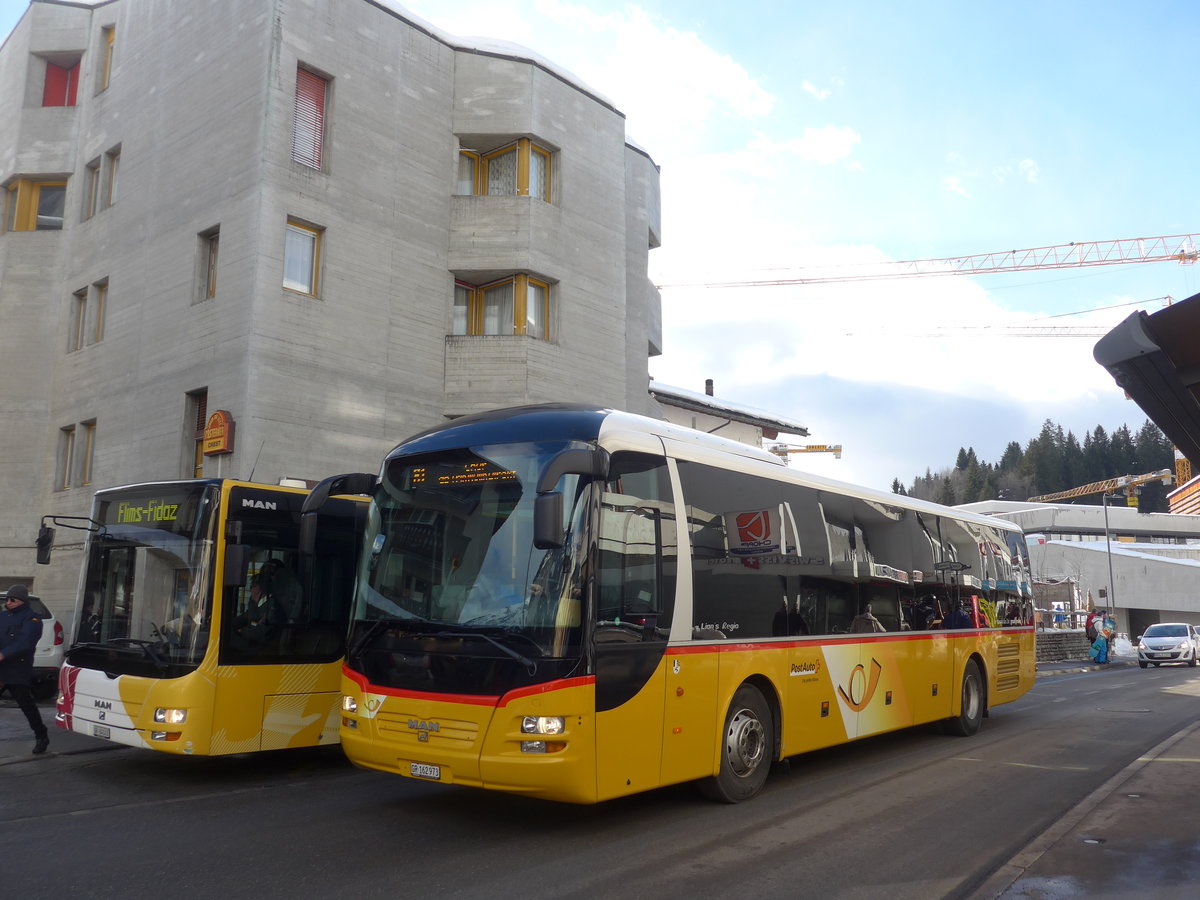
top-left (944, 659), bottom-right (984, 737)
top-left (700, 684), bottom-right (773, 803)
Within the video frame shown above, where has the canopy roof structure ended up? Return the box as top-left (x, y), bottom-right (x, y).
top-left (1094, 291), bottom-right (1200, 467)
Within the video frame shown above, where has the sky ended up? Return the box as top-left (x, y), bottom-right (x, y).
top-left (4, 0), bottom-right (1199, 491)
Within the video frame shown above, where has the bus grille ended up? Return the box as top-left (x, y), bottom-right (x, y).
top-left (994, 640), bottom-right (1022, 692)
top-left (375, 710), bottom-right (481, 747)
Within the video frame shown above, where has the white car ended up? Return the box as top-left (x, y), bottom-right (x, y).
top-left (1136, 622), bottom-right (1200, 668)
top-left (1, 590), bottom-right (65, 698)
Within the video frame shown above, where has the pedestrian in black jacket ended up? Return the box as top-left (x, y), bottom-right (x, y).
top-left (0, 585), bottom-right (50, 754)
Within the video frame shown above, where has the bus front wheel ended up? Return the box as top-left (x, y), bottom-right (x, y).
top-left (945, 658), bottom-right (984, 737)
top-left (700, 684), bottom-right (773, 803)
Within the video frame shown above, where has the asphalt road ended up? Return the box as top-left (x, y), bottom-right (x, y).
top-left (3, 664), bottom-right (1197, 899)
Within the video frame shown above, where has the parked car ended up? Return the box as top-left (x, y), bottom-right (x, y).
top-left (0, 590), bottom-right (64, 698)
top-left (1136, 622), bottom-right (1200, 668)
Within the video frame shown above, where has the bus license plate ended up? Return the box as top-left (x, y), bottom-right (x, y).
top-left (410, 762), bottom-right (440, 780)
top-left (93, 724), bottom-right (110, 739)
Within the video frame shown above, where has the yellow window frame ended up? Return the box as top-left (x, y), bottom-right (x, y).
top-left (3, 179), bottom-right (67, 231)
top-left (454, 274), bottom-right (551, 338)
top-left (475, 139), bottom-right (552, 200)
top-left (100, 26), bottom-right (115, 91)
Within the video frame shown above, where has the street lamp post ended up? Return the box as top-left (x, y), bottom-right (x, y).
top-left (1101, 490), bottom-right (1117, 612)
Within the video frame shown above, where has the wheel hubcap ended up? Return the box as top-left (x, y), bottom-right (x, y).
top-left (725, 707), bottom-right (766, 777)
top-left (964, 677), bottom-right (981, 720)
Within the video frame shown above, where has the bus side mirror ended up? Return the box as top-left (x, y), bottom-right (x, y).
top-left (300, 472), bottom-right (377, 555)
top-left (534, 492), bottom-right (564, 549)
top-left (224, 545), bottom-right (248, 586)
top-left (36, 525), bottom-right (55, 565)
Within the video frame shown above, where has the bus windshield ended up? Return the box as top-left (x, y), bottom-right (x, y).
top-left (350, 441), bottom-right (590, 690)
top-left (71, 483), bottom-right (219, 677)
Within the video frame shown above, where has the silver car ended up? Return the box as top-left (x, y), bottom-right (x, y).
top-left (1136, 622), bottom-right (1200, 668)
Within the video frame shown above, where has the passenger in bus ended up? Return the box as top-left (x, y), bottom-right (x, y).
top-left (262, 559), bottom-right (302, 622)
top-left (906, 595), bottom-right (938, 630)
top-left (849, 604), bottom-right (886, 633)
top-left (942, 599), bottom-right (974, 629)
top-left (772, 597), bottom-right (811, 636)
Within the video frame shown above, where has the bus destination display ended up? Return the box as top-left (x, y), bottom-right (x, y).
top-left (405, 461), bottom-right (518, 490)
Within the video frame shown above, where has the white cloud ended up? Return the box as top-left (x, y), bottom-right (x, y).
top-left (1019, 158), bottom-right (1040, 183)
top-left (802, 80), bottom-right (832, 101)
top-left (750, 126), bottom-right (861, 165)
top-left (943, 175), bottom-right (971, 197)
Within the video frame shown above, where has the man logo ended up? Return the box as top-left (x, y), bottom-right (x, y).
top-left (735, 510), bottom-right (771, 544)
top-left (242, 499), bottom-right (277, 510)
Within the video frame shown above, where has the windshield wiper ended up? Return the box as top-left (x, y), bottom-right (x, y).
top-left (348, 620), bottom-right (391, 661)
top-left (428, 630), bottom-right (538, 675)
top-left (108, 638), bottom-right (169, 670)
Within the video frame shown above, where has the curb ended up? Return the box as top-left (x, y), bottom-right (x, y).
top-left (968, 720), bottom-right (1200, 898)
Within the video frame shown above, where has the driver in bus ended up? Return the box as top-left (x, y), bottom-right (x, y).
top-left (262, 559), bottom-right (302, 622)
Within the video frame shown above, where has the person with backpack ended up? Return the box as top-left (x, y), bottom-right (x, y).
top-left (0, 585), bottom-right (50, 754)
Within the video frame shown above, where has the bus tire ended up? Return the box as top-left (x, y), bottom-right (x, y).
top-left (700, 683), bottom-right (773, 803)
top-left (945, 658), bottom-right (984, 737)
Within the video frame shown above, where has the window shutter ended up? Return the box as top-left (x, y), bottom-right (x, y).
top-left (43, 62), bottom-right (79, 107)
top-left (292, 69), bottom-right (326, 168)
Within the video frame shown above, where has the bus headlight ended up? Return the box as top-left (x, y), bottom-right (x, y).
top-left (154, 708), bottom-right (187, 725)
top-left (342, 695), bottom-right (358, 714)
top-left (521, 716), bottom-right (564, 735)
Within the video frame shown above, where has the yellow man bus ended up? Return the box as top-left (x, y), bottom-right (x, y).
top-left (53, 479), bottom-right (364, 755)
top-left (305, 405), bottom-right (1035, 803)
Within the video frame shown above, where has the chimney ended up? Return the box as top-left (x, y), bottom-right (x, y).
top-left (705, 379), bottom-right (714, 396)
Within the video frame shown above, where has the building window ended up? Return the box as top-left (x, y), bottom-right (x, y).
top-left (283, 219), bottom-right (321, 295)
top-left (3, 180), bottom-right (66, 231)
top-left (93, 280), bottom-right (108, 342)
top-left (292, 67), bottom-right (327, 169)
top-left (80, 420), bottom-right (96, 486)
top-left (43, 59), bottom-right (80, 107)
top-left (187, 390), bottom-right (208, 478)
top-left (457, 139), bottom-right (553, 200)
top-left (105, 148), bottom-right (120, 207)
top-left (58, 426), bottom-right (76, 490)
top-left (198, 227), bottom-right (219, 300)
top-left (99, 26), bottom-right (115, 91)
top-left (453, 275), bottom-right (553, 339)
top-left (68, 281), bottom-right (107, 350)
top-left (70, 288), bottom-right (87, 351)
top-left (83, 159), bottom-right (100, 219)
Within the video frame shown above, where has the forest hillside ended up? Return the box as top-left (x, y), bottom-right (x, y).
top-left (894, 420), bottom-right (1175, 513)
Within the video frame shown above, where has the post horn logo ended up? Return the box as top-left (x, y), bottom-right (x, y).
top-left (837, 658), bottom-right (883, 712)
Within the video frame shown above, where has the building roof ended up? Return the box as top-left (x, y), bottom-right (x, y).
top-left (958, 499), bottom-right (1200, 540)
top-left (648, 382), bottom-right (809, 438)
top-left (1093, 291), bottom-right (1200, 467)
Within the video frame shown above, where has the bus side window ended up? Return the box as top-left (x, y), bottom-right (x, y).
top-left (676, 461), bottom-right (788, 640)
top-left (596, 452), bottom-right (676, 641)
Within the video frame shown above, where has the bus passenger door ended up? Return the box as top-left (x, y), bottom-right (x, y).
top-left (593, 452), bottom-right (676, 801)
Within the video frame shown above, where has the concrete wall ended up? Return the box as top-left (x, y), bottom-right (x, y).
top-left (0, 0), bottom-right (663, 623)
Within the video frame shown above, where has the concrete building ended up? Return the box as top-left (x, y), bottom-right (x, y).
top-left (960, 500), bottom-right (1200, 637)
top-left (650, 380), bottom-right (810, 450)
top-left (0, 0), bottom-right (663, 618)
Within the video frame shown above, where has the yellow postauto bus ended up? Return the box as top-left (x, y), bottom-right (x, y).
top-left (304, 404), bottom-right (1035, 803)
top-left (54, 479), bottom-right (364, 755)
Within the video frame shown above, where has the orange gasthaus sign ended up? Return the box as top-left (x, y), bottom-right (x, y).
top-left (202, 410), bottom-right (235, 456)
